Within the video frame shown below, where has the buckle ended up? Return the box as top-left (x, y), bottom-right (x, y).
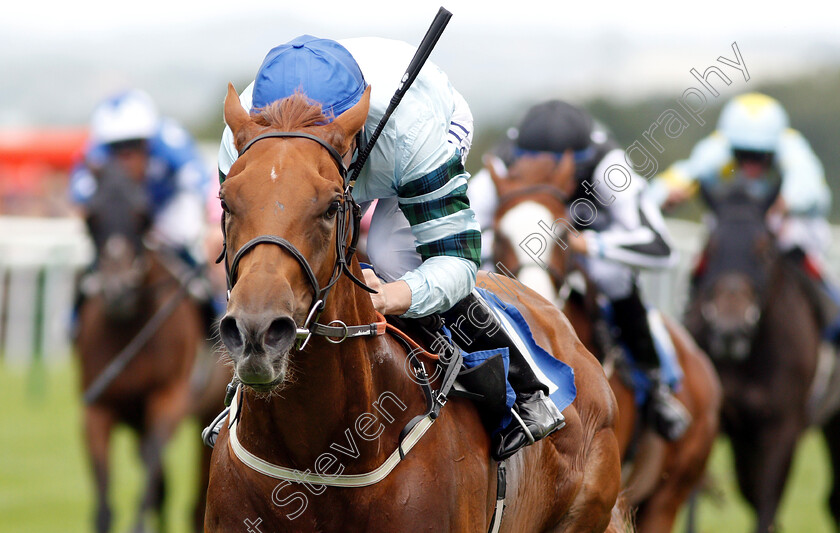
top-left (435, 391), bottom-right (448, 408)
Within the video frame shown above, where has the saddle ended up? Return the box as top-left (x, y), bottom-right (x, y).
top-left (567, 286), bottom-right (683, 404)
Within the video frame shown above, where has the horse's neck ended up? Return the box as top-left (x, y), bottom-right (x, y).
top-left (762, 257), bottom-right (814, 322)
top-left (236, 264), bottom-right (419, 469)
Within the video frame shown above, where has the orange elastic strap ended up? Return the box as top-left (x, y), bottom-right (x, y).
top-left (375, 312), bottom-right (440, 360)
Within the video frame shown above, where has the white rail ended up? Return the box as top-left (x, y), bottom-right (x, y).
top-left (0, 216), bottom-right (93, 366)
top-left (1, 215), bottom-right (838, 366)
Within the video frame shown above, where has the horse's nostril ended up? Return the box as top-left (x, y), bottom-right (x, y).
top-left (264, 317), bottom-right (297, 353)
top-left (220, 316), bottom-right (244, 352)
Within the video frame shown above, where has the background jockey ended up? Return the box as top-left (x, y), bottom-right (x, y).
top-left (217, 35), bottom-right (565, 460)
top-left (69, 89), bottom-right (215, 323)
top-left (470, 100), bottom-right (693, 442)
top-left (71, 89), bottom-right (211, 269)
top-left (649, 92), bottom-right (840, 337)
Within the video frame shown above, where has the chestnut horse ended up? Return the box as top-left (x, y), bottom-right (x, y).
top-left (487, 154), bottom-right (721, 533)
top-left (76, 162), bottom-right (204, 532)
top-left (204, 84), bottom-right (627, 532)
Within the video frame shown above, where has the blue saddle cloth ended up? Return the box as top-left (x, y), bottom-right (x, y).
top-left (361, 262), bottom-right (577, 433)
top-left (470, 288), bottom-right (577, 428)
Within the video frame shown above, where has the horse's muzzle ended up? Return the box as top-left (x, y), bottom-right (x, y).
top-left (220, 312), bottom-right (297, 386)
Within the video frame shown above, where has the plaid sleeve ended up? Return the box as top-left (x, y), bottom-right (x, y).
top-left (397, 152), bottom-right (481, 268)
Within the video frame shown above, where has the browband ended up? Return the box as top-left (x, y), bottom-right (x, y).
top-left (238, 132), bottom-right (348, 181)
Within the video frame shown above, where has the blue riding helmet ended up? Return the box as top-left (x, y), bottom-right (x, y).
top-left (252, 35), bottom-right (368, 121)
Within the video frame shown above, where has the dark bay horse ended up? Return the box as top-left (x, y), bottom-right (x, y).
top-left (487, 154), bottom-right (721, 533)
top-left (205, 84), bottom-right (627, 532)
top-left (683, 182), bottom-right (832, 532)
top-left (76, 161), bottom-right (204, 532)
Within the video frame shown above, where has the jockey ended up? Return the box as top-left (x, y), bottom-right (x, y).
top-left (218, 35), bottom-right (565, 460)
top-left (472, 100), bottom-right (692, 442)
top-left (71, 89), bottom-right (211, 269)
top-left (649, 93), bottom-right (839, 333)
top-left (69, 89), bottom-right (215, 326)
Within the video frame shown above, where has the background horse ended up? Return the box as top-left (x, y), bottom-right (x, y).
top-left (683, 181), bottom-right (834, 532)
top-left (76, 161), bottom-right (204, 533)
top-left (488, 154), bottom-right (721, 533)
top-left (187, 335), bottom-right (232, 532)
top-left (205, 84), bottom-right (627, 532)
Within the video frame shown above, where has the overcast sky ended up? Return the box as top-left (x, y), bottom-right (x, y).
top-left (2, 0), bottom-right (838, 128)
top-left (6, 0), bottom-right (839, 38)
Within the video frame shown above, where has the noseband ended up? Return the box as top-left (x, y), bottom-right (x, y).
top-left (217, 131), bottom-right (377, 349)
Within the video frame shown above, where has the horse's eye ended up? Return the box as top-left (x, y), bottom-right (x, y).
top-left (324, 200), bottom-right (341, 220)
top-left (220, 199), bottom-right (229, 213)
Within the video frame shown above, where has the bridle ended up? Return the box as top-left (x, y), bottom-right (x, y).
top-left (217, 130), bottom-right (381, 350)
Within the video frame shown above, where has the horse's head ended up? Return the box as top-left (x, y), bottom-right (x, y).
top-left (689, 180), bottom-right (779, 360)
top-left (85, 159), bottom-right (151, 319)
top-left (490, 151), bottom-right (576, 302)
top-left (218, 83), bottom-right (370, 391)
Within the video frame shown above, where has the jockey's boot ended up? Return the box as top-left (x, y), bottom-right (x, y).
top-left (612, 289), bottom-right (691, 442)
top-left (444, 291), bottom-right (565, 460)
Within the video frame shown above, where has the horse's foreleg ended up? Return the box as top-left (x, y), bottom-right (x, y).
top-left (555, 427), bottom-right (622, 533)
top-left (635, 342), bottom-right (720, 533)
top-left (822, 411), bottom-right (840, 529)
top-left (730, 418), bottom-right (802, 533)
top-left (134, 384), bottom-right (190, 533)
top-left (84, 404), bottom-right (115, 533)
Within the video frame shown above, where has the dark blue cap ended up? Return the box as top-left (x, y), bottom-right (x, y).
top-left (252, 35), bottom-right (367, 121)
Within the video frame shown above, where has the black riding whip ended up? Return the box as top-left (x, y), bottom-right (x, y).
top-left (346, 6), bottom-right (453, 191)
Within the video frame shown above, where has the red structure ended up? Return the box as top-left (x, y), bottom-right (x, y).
top-left (0, 128), bottom-right (88, 216)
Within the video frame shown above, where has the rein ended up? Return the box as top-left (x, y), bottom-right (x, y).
top-left (82, 258), bottom-right (202, 405)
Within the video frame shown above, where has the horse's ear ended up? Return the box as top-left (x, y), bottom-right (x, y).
top-left (224, 83), bottom-right (251, 143)
top-left (551, 150), bottom-right (577, 198)
top-left (484, 153), bottom-right (509, 196)
top-left (334, 86), bottom-right (371, 147)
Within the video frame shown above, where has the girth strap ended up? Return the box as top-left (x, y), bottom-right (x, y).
top-left (488, 461), bottom-right (507, 533)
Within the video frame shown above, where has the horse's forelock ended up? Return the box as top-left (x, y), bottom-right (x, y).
top-left (253, 92), bottom-right (329, 130)
top-left (239, 92), bottom-right (344, 159)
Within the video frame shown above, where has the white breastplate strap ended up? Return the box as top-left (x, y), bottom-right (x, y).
top-left (226, 386), bottom-right (436, 487)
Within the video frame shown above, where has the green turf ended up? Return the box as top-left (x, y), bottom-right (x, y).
top-left (0, 360), bottom-right (836, 532)
top-left (0, 360), bottom-right (200, 533)
top-left (676, 430), bottom-right (836, 533)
